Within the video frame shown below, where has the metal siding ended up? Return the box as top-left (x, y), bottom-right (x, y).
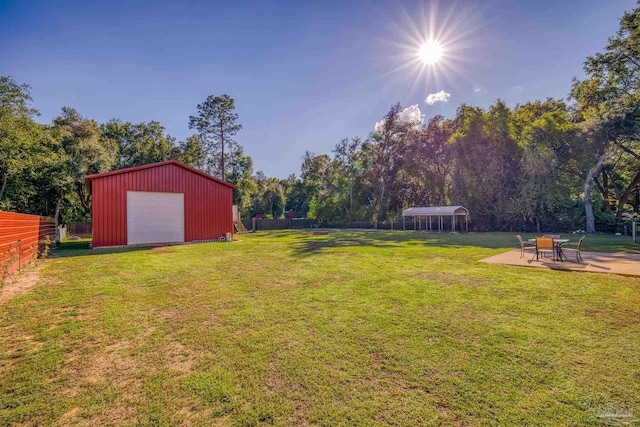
top-left (118, 173), bottom-right (126, 245)
top-left (0, 211), bottom-right (56, 276)
top-left (90, 163), bottom-right (233, 247)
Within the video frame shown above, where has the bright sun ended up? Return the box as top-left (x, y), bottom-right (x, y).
top-left (417, 40), bottom-right (443, 65)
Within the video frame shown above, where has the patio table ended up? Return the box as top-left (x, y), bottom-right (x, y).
top-left (528, 238), bottom-right (570, 262)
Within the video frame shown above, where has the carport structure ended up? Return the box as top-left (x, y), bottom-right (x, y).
top-left (402, 206), bottom-right (469, 232)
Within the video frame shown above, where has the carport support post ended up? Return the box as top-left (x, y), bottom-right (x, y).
top-left (465, 215), bottom-right (468, 232)
top-left (403, 216), bottom-right (405, 230)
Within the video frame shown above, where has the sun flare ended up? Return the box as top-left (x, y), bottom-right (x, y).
top-left (379, 2), bottom-right (480, 97)
top-left (417, 40), bottom-right (443, 65)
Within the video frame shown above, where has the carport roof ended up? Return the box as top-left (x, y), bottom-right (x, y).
top-left (402, 206), bottom-right (469, 216)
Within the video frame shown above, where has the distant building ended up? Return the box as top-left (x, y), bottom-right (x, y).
top-left (252, 211), bottom-right (266, 220)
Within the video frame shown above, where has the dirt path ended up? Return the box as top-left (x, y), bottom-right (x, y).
top-left (0, 261), bottom-right (48, 306)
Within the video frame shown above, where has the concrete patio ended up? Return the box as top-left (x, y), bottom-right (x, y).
top-left (480, 249), bottom-right (640, 277)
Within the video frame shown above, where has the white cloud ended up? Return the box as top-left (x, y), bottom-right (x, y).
top-left (425, 90), bottom-right (451, 105)
top-left (398, 104), bottom-right (424, 125)
top-left (374, 104), bottom-right (424, 134)
top-left (512, 85), bottom-right (523, 92)
top-left (473, 85), bottom-right (486, 94)
top-left (374, 119), bottom-right (385, 134)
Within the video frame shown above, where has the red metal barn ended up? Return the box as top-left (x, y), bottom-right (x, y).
top-left (85, 160), bottom-right (236, 248)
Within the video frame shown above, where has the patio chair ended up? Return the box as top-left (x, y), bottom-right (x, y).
top-left (562, 236), bottom-right (585, 263)
top-left (516, 235), bottom-right (535, 258)
top-left (534, 237), bottom-right (555, 261)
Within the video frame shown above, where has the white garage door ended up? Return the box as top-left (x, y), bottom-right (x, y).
top-left (127, 191), bottom-right (185, 245)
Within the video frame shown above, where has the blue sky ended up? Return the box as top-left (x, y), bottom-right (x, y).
top-left (1, 0), bottom-right (636, 177)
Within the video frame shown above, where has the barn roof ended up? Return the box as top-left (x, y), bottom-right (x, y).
top-left (402, 206), bottom-right (469, 216)
top-left (85, 160), bottom-right (237, 190)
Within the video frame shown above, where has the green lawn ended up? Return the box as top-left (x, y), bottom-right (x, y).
top-left (1, 231), bottom-right (639, 426)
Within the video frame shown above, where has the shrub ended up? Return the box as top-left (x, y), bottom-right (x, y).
top-left (38, 236), bottom-right (55, 259)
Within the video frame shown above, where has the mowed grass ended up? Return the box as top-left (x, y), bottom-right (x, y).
top-left (0, 231), bottom-right (639, 426)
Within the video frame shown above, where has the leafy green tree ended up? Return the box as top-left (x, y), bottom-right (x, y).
top-left (333, 137), bottom-right (372, 220)
top-left (101, 119), bottom-right (179, 169)
top-left (225, 145), bottom-right (256, 217)
top-left (369, 103), bottom-right (421, 220)
top-left (300, 152), bottom-right (345, 221)
top-left (571, 3), bottom-right (640, 231)
top-left (512, 100), bottom-right (581, 231)
top-left (251, 171), bottom-right (285, 218)
top-left (188, 94), bottom-right (242, 179)
top-left (396, 115), bottom-right (452, 209)
top-left (178, 134), bottom-right (207, 170)
top-left (447, 102), bottom-right (521, 230)
top-left (50, 107), bottom-right (117, 223)
top-left (0, 76), bottom-right (46, 209)
top-left (608, 153), bottom-right (640, 216)
top-left (280, 174), bottom-right (307, 216)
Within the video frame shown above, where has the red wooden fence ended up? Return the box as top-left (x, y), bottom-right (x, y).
top-left (0, 211), bottom-right (56, 280)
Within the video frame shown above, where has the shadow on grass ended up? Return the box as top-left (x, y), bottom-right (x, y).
top-left (52, 240), bottom-right (153, 258)
top-left (289, 230), bottom-right (524, 257)
top-left (265, 229), bottom-right (640, 256)
top-left (292, 231), bottom-right (402, 256)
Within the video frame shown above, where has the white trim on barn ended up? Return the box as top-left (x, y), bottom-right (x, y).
top-left (402, 206), bottom-right (469, 232)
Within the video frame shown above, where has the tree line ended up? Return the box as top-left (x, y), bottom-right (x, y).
top-left (0, 3), bottom-right (638, 232)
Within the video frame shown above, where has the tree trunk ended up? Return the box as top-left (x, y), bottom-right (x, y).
top-left (221, 142), bottom-right (225, 181)
top-left (601, 170), bottom-right (610, 212)
top-left (220, 125), bottom-right (225, 180)
top-left (76, 182), bottom-right (91, 217)
top-left (54, 196), bottom-right (63, 228)
top-left (0, 171), bottom-right (7, 201)
top-left (535, 217), bottom-right (540, 233)
top-left (615, 170), bottom-right (640, 217)
top-left (377, 180), bottom-right (385, 221)
top-left (584, 153), bottom-right (610, 233)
